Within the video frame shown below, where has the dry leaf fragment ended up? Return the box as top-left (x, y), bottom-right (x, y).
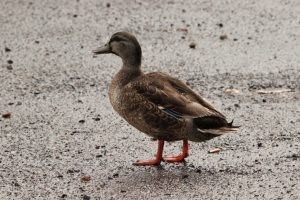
top-left (224, 88), bottom-right (240, 94)
top-left (208, 148), bottom-right (222, 154)
top-left (256, 89), bottom-right (291, 94)
top-left (176, 28), bottom-right (188, 32)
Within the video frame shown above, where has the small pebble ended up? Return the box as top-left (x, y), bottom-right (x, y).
top-left (2, 112), bottom-right (11, 119)
top-left (81, 176), bottom-right (91, 182)
top-left (220, 34), bottom-right (228, 40)
top-left (5, 47), bottom-right (11, 52)
top-left (93, 117), bottom-right (100, 121)
top-left (67, 169), bottom-right (80, 174)
top-left (291, 154), bottom-right (298, 160)
top-left (13, 182), bottom-right (20, 187)
top-left (82, 195), bottom-right (90, 200)
top-left (257, 142), bottom-right (263, 148)
top-left (79, 119), bottom-right (85, 123)
top-left (234, 103), bottom-right (240, 108)
top-left (6, 64), bottom-right (13, 70)
top-left (189, 164), bottom-right (195, 168)
top-left (182, 174), bottom-right (189, 179)
top-left (189, 42), bottom-right (196, 49)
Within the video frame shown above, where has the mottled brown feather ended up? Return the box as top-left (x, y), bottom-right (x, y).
top-left (102, 32), bottom-right (238, 142)
top-left (130, 72), bottom-right (225, 119)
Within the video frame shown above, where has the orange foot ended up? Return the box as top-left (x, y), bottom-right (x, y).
top-left (133, 140), bottom-right (164, 166)
top-left (163, 140), bottom-right (189, 163)
top-left (133, 158), bottom-right (162, 166)
top-left (163, 153), bottom-right (188, 162)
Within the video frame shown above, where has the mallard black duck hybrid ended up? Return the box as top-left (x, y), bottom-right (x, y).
top-left (93, 32), bottom-right (239, 166)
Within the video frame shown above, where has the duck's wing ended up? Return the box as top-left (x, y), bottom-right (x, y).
top-left (139, 72), bottom-right (226, 119)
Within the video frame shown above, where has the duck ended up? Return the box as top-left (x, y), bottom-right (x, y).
top-left (93, 32), bottom-right (239, 166)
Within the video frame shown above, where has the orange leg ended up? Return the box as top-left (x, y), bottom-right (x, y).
top-left (133, 140), bottom-right (164, 166)
top-left (163, 140), bottom-right (189, 162)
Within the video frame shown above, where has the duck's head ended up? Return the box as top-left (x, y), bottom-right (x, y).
top-left (93, 32), bottom-right (142, 68)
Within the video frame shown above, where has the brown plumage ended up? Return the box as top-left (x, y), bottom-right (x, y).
top-left (93, 32), bottom-right (239, 166)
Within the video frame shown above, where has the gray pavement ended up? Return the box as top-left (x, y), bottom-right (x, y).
top-left (0, 0), bottom-right (299, 199)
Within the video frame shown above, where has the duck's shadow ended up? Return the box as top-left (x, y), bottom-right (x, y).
top-left (107, 163), bottom-right (225, 194)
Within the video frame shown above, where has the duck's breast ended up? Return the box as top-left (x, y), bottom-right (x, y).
top-left (108, 79), bottom-right (123, 114)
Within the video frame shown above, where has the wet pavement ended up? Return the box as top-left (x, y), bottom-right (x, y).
top-left (0, 0), bottom-right (299, 199)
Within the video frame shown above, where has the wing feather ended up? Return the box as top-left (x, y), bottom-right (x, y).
top-left (128, 72), bottom-right (225, 120)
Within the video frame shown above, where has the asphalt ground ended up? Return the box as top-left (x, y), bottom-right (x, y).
top-left (0, 0), bottom-right (299, 199)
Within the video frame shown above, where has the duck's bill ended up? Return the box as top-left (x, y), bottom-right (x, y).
top-left (93, 45), bottom-right (111, 55)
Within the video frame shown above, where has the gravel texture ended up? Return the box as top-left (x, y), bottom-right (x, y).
top-left (0, 0), bottom-right (299, 199)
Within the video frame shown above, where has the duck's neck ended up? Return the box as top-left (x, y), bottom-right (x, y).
top-left (121, 42), bottom-right (142, 71)
top-left (115, 46), bottom-right (142, 85)
top-left (121, 54), bottom-right (141, 71)
top-left (120, 54), bottom-right (142, 75)
top-left (122, 62), bottom-right (141, 71)
top-left (115, 62), bottom-right (142, 87)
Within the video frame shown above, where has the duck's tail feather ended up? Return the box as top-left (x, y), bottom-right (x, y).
top-left (197, 126), bottom-right (239, 136)
top-left (227, 119), bottom-right (240, 129)
top-left (193, 116), bottom-right (240, 136)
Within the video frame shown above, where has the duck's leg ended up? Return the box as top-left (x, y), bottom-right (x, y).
top-left (133, 140), bottom-right (164, 166)
top-left (163, 140), bottom-right (189, 162)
